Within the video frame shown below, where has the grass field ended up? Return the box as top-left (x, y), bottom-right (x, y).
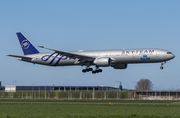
top-left (0, 91), bottom-right (179, 118)
top-left (0, 103), bottom-right (180, 118)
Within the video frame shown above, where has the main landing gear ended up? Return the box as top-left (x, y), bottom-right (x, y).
top-left (82, 66), bottom-right (103, 74)
top-left (160, 62), bottom-right (166, 70)
top-left (92, 66), bottom-right (102, 74)
top-left (82, 67), bottom-right (93, 73)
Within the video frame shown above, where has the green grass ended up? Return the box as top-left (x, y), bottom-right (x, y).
top-left (0, 91), bottom-right (180, 118)
top-left (0, 103), bottom-right (180, 118)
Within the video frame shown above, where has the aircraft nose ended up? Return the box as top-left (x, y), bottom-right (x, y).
top-left (172, 54), bottom-right (175, 59)
top-left (169, 54), bottom-right (175, 60)
top-left (166, 53), bottom-right (175, 60)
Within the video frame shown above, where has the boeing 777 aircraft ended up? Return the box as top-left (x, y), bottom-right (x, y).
top-left (7, 32), bottom-right (175, 74)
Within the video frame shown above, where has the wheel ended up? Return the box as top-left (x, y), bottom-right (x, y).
top-left (160, 66), bottom-right (164, 70)
top-left (89, 68), bottom-right (93, 71)
top-left (82, 69), bottom-right (86, 73)
top-left (99, 69), bottom-right (102, 72)
top-left (96, 70), bottom-right (100, 73)
top-left (86, 69), bottom-right (90, 72)
top-left (92, 71), bottom-right (96, 74)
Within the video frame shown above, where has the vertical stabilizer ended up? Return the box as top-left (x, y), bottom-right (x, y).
top-left (17, 32), bottom-right (40, 55)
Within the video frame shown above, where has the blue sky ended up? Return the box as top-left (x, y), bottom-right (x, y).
top-left (0, 0), bottom-right (179, 90)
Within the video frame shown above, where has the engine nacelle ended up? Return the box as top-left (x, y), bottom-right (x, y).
top-left (93, 57), bottom-right (111, 67)
top-left (112, 64), bottom-right (127, 69)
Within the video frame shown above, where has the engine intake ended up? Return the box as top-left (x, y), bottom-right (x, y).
top-left (93, 57), bottom-right (111, 67)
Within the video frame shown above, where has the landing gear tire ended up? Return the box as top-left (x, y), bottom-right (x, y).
top-left (92, 71), bottom-right (96, 74)
top-left (96, 70), bottom-right (100, 73)
top-left (86, 69), bottom-right (90, 72)
top-left (99, 69), bottom-right (102, 72)
top-left (82, 69), bottom-right (86, 73)
top-left (160, 66), bottom-right (164, 70)
top-left (89, 68), bottom-right (93, 71)
top-left (82, 67), bottom-right (93, 73)
top-left (83, 66), bottom-right (103, 74)
top-left (92, 69), bottom-right (102, 73)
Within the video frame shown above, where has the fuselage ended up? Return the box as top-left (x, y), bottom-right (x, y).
top-left (21, 48), bottom-right (175, 67)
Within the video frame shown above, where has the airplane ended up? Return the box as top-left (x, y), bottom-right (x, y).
top-left (7, 32), bottom-right (175, 74)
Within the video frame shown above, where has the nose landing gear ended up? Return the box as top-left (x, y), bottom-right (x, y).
top-left (160, 62), bottom-right (166, 70)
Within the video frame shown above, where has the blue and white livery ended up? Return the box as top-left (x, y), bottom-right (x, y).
top-left (7, 32), bottom-right (175, 74)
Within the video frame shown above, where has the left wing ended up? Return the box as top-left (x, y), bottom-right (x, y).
top-left (38, 46), bottom-right (95, 61)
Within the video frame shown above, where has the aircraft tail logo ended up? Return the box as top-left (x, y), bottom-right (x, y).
top-left (21, 40), bottom-right (30, 49)
top-left (17, 32), bottom-right (40, 55)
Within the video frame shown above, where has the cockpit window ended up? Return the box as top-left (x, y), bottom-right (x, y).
top-left (167, 52), bottom-right (172, 54)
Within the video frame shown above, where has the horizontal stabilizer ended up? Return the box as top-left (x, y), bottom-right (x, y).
top-left (7, 55), bottom-right (32, 59)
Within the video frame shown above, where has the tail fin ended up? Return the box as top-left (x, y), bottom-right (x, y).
top-left (17, 32), bottom-right (40, 55)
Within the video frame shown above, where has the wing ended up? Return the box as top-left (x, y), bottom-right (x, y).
top-left (38, 46), bottom-right (95, 62)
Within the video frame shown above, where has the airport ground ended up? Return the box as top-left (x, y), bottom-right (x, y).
top-left (0, 91), bottom-right (180, 118)
top-left (0, 99), bottom-right (180, 118)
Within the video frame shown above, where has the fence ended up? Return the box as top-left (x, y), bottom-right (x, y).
top-left (0, 91), bottom-right (136, 100)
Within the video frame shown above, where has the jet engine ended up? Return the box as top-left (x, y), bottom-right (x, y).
top-left (93, 57), bottom-right (111, 67)
top-left (111, 64), bottom-right (127, 69)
